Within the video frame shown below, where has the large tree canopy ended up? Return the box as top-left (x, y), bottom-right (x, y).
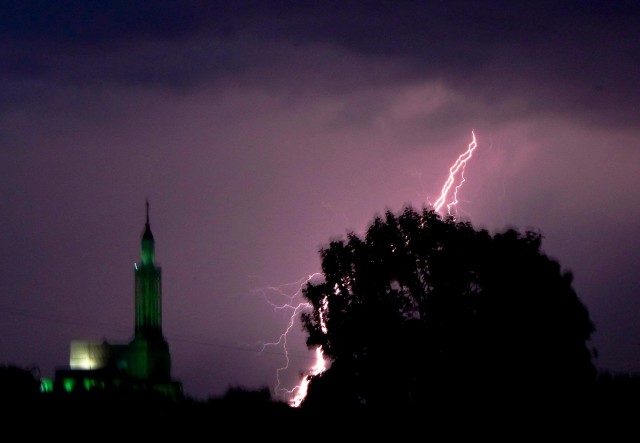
top-left (301, 206), bottom-right (595, 411)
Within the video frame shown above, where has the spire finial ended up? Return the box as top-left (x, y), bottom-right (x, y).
top-left (146, 198), bottom-right (150, 226)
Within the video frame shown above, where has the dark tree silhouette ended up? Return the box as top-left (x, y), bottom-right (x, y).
top-left (301, 206), bottom-right (596, 412)
top-left (0, 364), bottom-right (40, 400)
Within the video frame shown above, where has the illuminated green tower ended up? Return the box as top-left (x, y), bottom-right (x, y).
top-left (52, 202), bottom-right (182, 398)
top-left (136, 200), bottom-right (162, 338)
top-left (127, 201), bottom-right (171, 381)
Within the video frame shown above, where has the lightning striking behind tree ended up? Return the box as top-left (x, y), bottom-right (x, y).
top-left (254, 256), bottom-right (335, 404)
top-left (259, 131), bottom-right (479, 406)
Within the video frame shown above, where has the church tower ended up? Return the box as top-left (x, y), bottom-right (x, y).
top-left (127, 201), bottom-right (171, 381)
top-left (135, 200), bottom-right (162, 338)
top-left (53, 201), bottom-right (182, 398)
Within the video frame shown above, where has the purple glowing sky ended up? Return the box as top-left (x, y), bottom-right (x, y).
top-left (1, 2), bottom-right (639, 400)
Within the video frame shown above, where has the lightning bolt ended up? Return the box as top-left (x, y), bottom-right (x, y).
top-left (254, 273), bottom-right (326, 403)
top-left (288, 295), bottom-right (328, 407)
top-left (260, 131), bottom-right (478, 407)
top-left (288, 346), bottom-right (326, 407)
top-left (433, 130), bottom-right (478, 215)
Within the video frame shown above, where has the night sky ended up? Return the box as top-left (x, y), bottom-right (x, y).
top-left (1, 1), bottom-right (639, 401)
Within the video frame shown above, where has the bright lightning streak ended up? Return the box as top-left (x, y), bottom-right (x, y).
top-left (287, 295), bottom-right (329, 407)
top-left (433, 130), bottom-right (478, 215)
top-left (261, 130), bottom-right (478, 407)
top-left (254, 273), bottom-right (327, 404)
top-left (289, 347), bottom-right (326, 407)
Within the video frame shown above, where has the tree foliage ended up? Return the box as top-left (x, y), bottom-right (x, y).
top-left (301, 206), bottom-right (596, 410)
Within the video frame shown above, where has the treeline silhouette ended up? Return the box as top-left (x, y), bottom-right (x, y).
top-left (2, 366), bottom-right (640, 435)
top-left (2, 206), bottom-right (640, 433)
top-left (0, 367), bottom-right (301, 435)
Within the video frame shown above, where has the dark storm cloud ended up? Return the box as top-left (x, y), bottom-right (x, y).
top-left (266, 1), bottom-right (640, 128)
top-left (2, 1), bottom-right (638, 127)
top-left (0, 0), bottom-right (206, 43)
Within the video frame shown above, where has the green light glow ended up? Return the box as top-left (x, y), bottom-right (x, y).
top-left (40, 377), bottom-right (54, 393)
top-left (63, 378), bottom-right (76, 393)
top-left (84, 378), bottom-right (96, 391)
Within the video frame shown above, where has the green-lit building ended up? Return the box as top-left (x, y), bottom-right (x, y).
top-left (48, 203), bottom-right (182, 400)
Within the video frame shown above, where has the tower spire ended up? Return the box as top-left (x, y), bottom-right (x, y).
top-left (141, 199), bottom-right (155, 265)
top-left (137, 199), bottom-right (160, 331)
